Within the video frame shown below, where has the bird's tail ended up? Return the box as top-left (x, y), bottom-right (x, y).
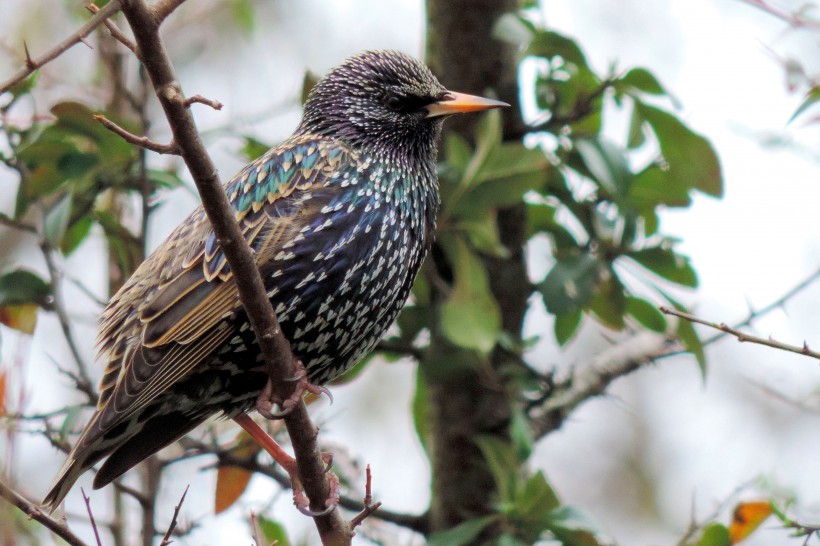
top-left (42, 455), bottom-right (88, 514)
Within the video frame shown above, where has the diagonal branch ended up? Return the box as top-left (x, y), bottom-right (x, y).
top-left (661, 306), bottom-right (820, 360)
top-left (0, 0), bottom-right (123, 94)
top-left (0, 478), bottom-right (88, 546)
top-left (117, 0), bottom-right (350, 543)
top-left (529, 332), bottom-right (676, 439)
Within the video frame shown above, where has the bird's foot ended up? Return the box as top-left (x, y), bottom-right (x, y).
top-left (234, 414), bottom-right (338, 517)
top-left (255, 359), bottom-right (333, 420)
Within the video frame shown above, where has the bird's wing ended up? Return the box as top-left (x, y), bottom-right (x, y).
top-left (90, 135), bottom-right (353, 434)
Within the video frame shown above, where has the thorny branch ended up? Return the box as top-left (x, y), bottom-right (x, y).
top-left (0, 1), bottom-right (122, 94)
top-left (116, 0), bottom-right (350, 543)
top-left (94, 114), bottom-right (180, 154)
top-left (661, 306), bottom-right (820, 360)
top-left (0, 477), bottom-right (88, 546)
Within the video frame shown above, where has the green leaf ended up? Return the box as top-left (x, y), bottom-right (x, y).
top-left (474, 436), bottom-right (520, 503)
top-left (693, 523), bottom-right (730, 546)
top-left (492, 13), bottom-right (534, 46)
top-left (301, 70), bottom-right (320, 106)
top-left (230, 0), bottom-right (255, 31)
top-left (440, 236), bottom-right (501, 354)
top-left (630, 165), bottom-right (692, 207)
top-left (626, 246), bottom-right (697, 287)
top-left (574, 137), bottom-right (632, 200)
top-left (789, 86), bottom-right (820, 124)
top-left (620, 67), bottom-right (666, 95)
top-left (587, 274), bottom-right (626, 330)
top-left (547, 506), bottom-right (602, 546)
top-left (148, 169), bottom-right (185, 190)
top-left (444, 132), bottom-right (473, 176)
top-left (0, 270), bottom-right (51, 307)
top-left (458, 215), bottom-right (509, 257)
top-left (492, 534), bottom-right (529, 546)
top-left (43, 193), bottom-right (72, 246)
top-left (539, 254), bottom-right (605, 314)
top-left (256, 515), bottom-right (291, 546)
top-left (427, 515), bottom-right (499, 546)
top-left (626, 296), bottom-right (667, 332)
top-left (554, 309), bottom-right (582, 346)
top-left (240, 137), bottom-right (271, 161)
top-left (527, 30), bottom-right (590, 70)
top-left (412, 367), bottom-right (431, 455)
top-left (512, 471), bottom-right (561, 534)
top-left (626, 103), bottom-right (646, 149)
top-left (636, 102), bottom-right (723, 198)
top-left (510, 408), bottom-right (534, 461)
top-left (462, 109), bottom-right (503, 189)
top-left (61, 216), bottom-right (94, 255)
top-left (7, 71), bottom-right (38, 100)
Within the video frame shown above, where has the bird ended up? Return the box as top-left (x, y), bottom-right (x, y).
top-left (43, 49), bottom-right (507, 513)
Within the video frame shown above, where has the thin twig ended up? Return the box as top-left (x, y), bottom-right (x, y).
top-left (94, 114), bottom-right (180, 154)
top-left (152, 0), bottom-right (189, 24)
top-left (41, 242), bottom-right (98, 404)
top-left (660, 306), bottom-right (820, 360)
top-left (159, 485), bottom-right (188, 546)
top-left (0, 477), bottom-right (89, 546)
top-left (250, 511), bottom-right (268, 546)
top-left (81, 488), bottom-right (103, 546)
top-left (86, 4), bottom-right (137, 53)
top-left (350, 464), bottom-right (382, 529)
top-left (0, 1), bottom-right (122, 94)
top-left (702, 265), bottom-right (820, 346)
top-left (184, 94), bottom-right (223, 110)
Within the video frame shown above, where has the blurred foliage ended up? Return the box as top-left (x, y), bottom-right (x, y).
top-left (1, 2), bottom-right (815, 546)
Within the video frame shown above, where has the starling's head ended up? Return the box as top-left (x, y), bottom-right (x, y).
top-left (298, 50), bottom-right (507, 166)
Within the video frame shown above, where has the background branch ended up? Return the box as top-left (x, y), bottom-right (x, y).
top-left (0, 0), bottom-right (122, 94)
top-left (0, 478), bottom-right (89, 546)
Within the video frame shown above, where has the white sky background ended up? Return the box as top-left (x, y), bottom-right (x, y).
top-left (3, 1), bottom-right (820, 545)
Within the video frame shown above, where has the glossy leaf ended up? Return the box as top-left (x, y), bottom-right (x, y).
top-left (474, 436), bottom-right (520, 503)
top-left (554, 309), bottom-right (582, 346)
top-left (0, 270), bottom-right (51, 307)
top-left (256, 516), bottom-right (291, 546)
top-left (61, 215), bottom-right (94, 255)
top-left (427, 515), bottom-right (499, 546)
top-left (637, 102), bottom-right (723, 198)
top-left (620, 67), bottom-right (666, 96)
top-left (44, 193), bottom-right (72, 246)
top-left (440, 236), bottom-right (501, 354)
top-left (694, 523), bottom-right (730, 546)
top-left (587, 274), bottom-right (626, 330)
top-left (412, 367), bottom-right (431, 455)
top-left (575, 137), bottom-right (632, 199)
top-left (527, 30), bottom-right (590, 70)
top-left (626, 296), bottom-right (667, 332)
top-left (789, 86), bottom-right (820, 124)
top-left (627, 246), bottom-right (697, 287)
top-left (539, 254), bottom-right (605, 314)
top-left (547, 506), bottom-right (602, 546)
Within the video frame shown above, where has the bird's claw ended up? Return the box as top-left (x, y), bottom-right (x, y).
top-left (255, 359), bottom-right (333, 420)
top-left (293, 471), bottom-right (340, 517)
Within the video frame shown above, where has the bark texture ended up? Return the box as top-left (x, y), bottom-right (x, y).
top-left (425, 0), bottom-right (527, 536)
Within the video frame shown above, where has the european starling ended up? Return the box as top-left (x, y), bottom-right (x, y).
top-left (43, 50), bottom-right (507, 511)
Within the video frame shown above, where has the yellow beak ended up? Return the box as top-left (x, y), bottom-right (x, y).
top-left (424, 92), bottom-right (509, 118)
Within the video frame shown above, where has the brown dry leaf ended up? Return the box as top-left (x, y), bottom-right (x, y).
top-left (0, 372), bottom-right (6, 417)
top-left (214, 429), bottom-right (263, 514)
top-left (0, 304), bottom-right (38, 334)
top-left (728, 501), bottom-right (772, 544)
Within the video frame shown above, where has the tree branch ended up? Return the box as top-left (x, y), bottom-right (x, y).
top-left (529, 331), bottom-right (676, 439)
top-left (0, 1), bottom-right (122, 94)
top-left (117, 0), bottom-right (350, 543)
top-left (661, 306), bottom-right (820, 360)
top-left (0, 478), bottom-right (88, 546)
top-left (94, 114), bottom-right (180, 154)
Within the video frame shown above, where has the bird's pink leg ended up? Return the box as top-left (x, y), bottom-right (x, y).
top-left (233, 413), bottom-right (337, 516)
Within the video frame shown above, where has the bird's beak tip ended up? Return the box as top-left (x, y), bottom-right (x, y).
top-left (425, 91), bottom-right (510, 118)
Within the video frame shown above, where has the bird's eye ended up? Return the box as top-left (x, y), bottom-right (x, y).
top-left (385, 94), bottom-right (405, 112)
